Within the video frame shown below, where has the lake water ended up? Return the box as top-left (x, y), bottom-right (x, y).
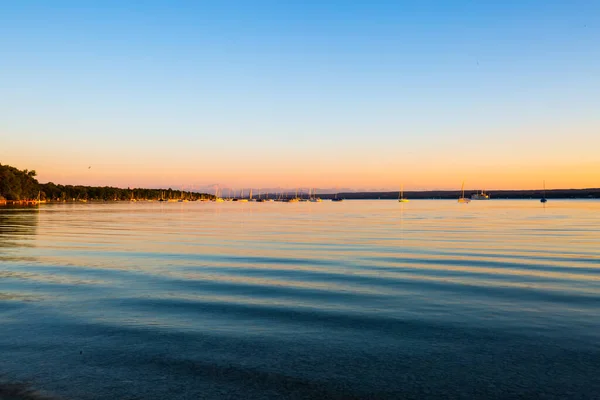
top-left (1, 200), bottom-right (599, 399)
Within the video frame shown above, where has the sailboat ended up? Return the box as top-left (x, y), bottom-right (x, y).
top-left (398, 185), bottom-right (409, 203)
top-left (287, 188), bottom-right (300, 203)
top-left (238, 189), bottom-right (248, 202)
top-left (256, 188), bottom-right (265, 202)
top-left (540, 181), bottom-right (548, 203)
top-left (309, 188), bottom-right (322, 202)
top-left (213, 187), bottom-right (224, 202)
top-left (298, 188), bottom-right (308, 202)
top-left (458, 182), bottom-right (471, 203)
top-left (331, 193), bottom-right (343, 202)
top-left (471, 190), bottom-right (490, 200)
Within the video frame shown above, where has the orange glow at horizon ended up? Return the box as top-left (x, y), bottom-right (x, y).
top-left (6, 156), bottom-right (598, 192)
top-left (3, 121), bottom-right (598, 192)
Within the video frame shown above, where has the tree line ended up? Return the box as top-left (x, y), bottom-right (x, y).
top-left (0, 163), bottom-right (214, 201)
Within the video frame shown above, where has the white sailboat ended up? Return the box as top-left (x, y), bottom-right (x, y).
top-left (213, 187), bottom-right (224, 202)
top-left (398, 185), bottom-right (409, 203)
top-left (309, 188), bottom-right (322, 202)
top-left (458, 181), bottom-right (471, 203)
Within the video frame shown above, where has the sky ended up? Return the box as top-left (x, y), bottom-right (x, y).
top-left (1, 1), bottom-right (599, 192)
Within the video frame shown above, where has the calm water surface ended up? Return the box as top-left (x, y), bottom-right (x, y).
top-left (1, 200), bottom-right (599, 399)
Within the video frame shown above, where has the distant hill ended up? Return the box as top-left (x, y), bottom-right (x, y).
top-left (318, 189), bottom-right (600, 200)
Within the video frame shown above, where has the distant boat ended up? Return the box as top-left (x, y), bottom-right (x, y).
top-left (178, 186), bottom-right (188, 202)
top-left (471, 190), bottom-right (490, 200)
top-left (309, 188), bottom-right (322, 202)
top-left (458, 182), bottom-right (471, 203)
top-left (213, 187), bottom-right (224, 202)
top-left (288, 188), bottom-right (303, 202)
top-left (296, 188), bottom-right (308, 202)
top-left (541, 181), bottom-right (548, 203)
top-left (256, 189), bottom-right (265, 202)
top-left (398, 185), bottom-right (409, 203)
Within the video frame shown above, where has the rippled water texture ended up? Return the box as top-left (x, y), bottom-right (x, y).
top-left (1, 200), bottom-right (599, 399)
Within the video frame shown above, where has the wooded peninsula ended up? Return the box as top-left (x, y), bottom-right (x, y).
top-left (0, 163), bottom-right (214, 204)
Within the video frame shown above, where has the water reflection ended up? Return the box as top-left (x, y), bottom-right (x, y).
top-left (0, 201), bottom-right (599, 399)
top-left (0, 207), bottom-right (39, 248)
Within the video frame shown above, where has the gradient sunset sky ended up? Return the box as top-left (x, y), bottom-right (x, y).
top-left (1, 1), bottom-right (598, 191)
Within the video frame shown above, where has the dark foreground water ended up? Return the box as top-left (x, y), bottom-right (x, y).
top-left (1, 200), bottom-right (599, 399)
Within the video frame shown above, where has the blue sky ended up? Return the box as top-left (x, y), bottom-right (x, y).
top-left (1, 1), bottom-right (598, 190)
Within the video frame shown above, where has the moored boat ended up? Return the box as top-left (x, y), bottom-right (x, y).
top-left (458, 182), bottom-right (471, 203)
top-left (541, 181), bottom-right (548, 203)
top-left (471, 190), bottom-right (490, 200)
top-left (398, 185), bottom-right (409, 203)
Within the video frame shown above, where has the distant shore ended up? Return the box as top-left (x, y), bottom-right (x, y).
top-left (2, 188), bottom-right (598, 206)
top-left (261, 188), bottom-right (600, 200)
top-left (317, 188), bottom-right (600, 200)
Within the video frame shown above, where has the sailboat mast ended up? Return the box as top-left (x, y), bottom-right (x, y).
top-left (544, 179), bottom-right (546, 197)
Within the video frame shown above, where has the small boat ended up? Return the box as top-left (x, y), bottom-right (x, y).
top-left (331, 186), bottom-right (344, 202)
top-left (255, 189), bottom-right (265, 202)
top-left (471, 190), bottom-right (490, 200)
top-left (398, 185), bottom-right (409, 203)
top-left (286, 189), bottom-right (301, 202)
top-left (541, 181), bottom-right (548, 203)
top-left (237, 189), bottom-right (248, 202)
top-left (295, 188), bottom-right (307, 202)
top-left (212, 187), bottom-right (224, 202)
top-left (309, 188), bottom-right (322, 202)
top-left (458, 182), bottom-right (471, 204)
